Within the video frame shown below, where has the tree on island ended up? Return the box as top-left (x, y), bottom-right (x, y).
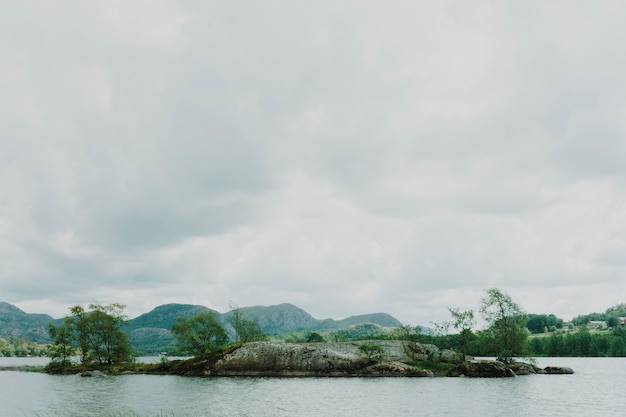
top-left (171, 311), bottom-right (228, 356)
top-left (47, 321), bottom-right (75, 369)
top-left (447, 307), bottom-right (476, 359)
top-left (47, 303), bottom-right (133, 369)
top-left (479, 288), bottom-right (528, 364)
top-left (227, 303), bottom-right (268, 343)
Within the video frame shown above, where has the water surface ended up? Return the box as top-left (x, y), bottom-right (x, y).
top-left (0, 357), bottom-right (624, 417)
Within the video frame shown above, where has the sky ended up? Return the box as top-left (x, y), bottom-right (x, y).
top-left (2, 1), bottom-right (626, 327)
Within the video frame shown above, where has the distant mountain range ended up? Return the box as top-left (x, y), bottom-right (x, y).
top-left (0, 301), bottom-right (403, 354)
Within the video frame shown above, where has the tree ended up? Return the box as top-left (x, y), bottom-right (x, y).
top-left (306, 332), bottom-right (325, 343)
top-left (607, 316), bottom-right (620, 328)
top-left (47, 321), bottom-right (75, 369)
top-left (66, 303), bottom-right (133, 366)
top-left (227, 303), bottom-right (268, 343)
top-left (479, 288), bottom-right (528, 364)
top-left (447, 307), bottom-right (476, 359)
top-left (526, 314), bottom-right (564, 333)
top-left (171, 312), bottom-right (228, 356)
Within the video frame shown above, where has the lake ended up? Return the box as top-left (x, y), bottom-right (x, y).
top-left (0, 357), bottom-right (625, 416)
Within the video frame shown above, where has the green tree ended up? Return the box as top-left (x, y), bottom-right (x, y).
top-left (227, 303), bottom-right (268, 343)
top-left (526, 314), bottom-right (564, 334)
top-left (66, 303), bottom-right (132, 366)
top-left (607, 316), bottom-right (620, 328)
top-left (171, 312), bottom-right (228, 356)
top-left (306, 332), bottom-right (325, 343)
top-left (47, 321), bottom-right (75, 369)
top-left (447, 307), bottom-right (476, 359)
top-left (479, 288), bottom-right (528, 364)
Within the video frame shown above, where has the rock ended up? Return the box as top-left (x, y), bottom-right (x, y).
top-left (508, 362), bottom-right (539, 375)
top-left (363, 360), bottom-right (434, 377)
top-left (209, 340), bottom-right (448, 377)
top-left (403, 342), bottom-right (440, 362)
top-left (213, 341), bottom-right (364, 376)
top-left (367, 361), bottom-right (412, 375)
top-left (451, 360), bottom-right (514, 378)
top-left (543, 366), bottom-right (574, 374)
top-left (79, 370), bottom-right (106, 377)
top-left (438, 349), bottom-right (462, 363)
top-left (413, 369), bottom-right (436, 377)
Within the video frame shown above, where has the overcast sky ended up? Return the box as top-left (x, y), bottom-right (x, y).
top-left (2, 1), bottom-right (626, 326)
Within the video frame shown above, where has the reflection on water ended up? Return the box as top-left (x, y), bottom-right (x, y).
top-left (1, 357), bottom-right (625, 417)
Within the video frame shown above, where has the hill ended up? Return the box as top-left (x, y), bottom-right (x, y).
top-left (0, 302), bottom-right (55, 344)
top-left (128, 303), bottom-right (403, 353)
top-left (125, 304), bottom-right (225, 354)
top-left (0, 301), bottom-right (404, 354)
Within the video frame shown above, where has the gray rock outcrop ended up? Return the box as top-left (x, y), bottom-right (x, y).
top-left (543, 366), bottom-right (574, 374)
top-left (451, 360), bottom-right (514, 377)
top-left (204, 340), bottom-right (448, 376)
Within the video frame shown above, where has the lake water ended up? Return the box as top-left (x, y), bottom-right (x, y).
top-left (1, 357), bottom-right (625, 417)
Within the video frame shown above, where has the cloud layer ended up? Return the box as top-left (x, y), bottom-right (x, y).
top-left (2, 1), bottom-right (626, 324)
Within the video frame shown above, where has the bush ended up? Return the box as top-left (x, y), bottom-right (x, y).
top-left (358, 343), bottom-right (386, 363)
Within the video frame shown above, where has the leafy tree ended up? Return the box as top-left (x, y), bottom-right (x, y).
top-left (0, 336), bottom-right (49, 357)
top-left (227, 303), bottom-right (268, 343)
top-left (47, 322), bottom-right (75, 369)
top-left (526, 314), bottom-right (563, 333)
top-left (306, 332), bottom-right (325, 343)
top-left (171, 312), bottom-right (228, 356)
top-left (447, 308), bottom-right (476, 359)
top-left (479, 288), bottom-right (528, 364)
top-left (571, 312), bottom-right (607, 326)
top-left (607, 316), bottom-right (621, 328)
top-left (66, 303), bottom-right (132, 366)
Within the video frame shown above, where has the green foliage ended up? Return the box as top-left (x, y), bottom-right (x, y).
top-left (525, 326), bottom-right (626, 357)
top-left (606, 316), bottom-right (620, 328)
top-left (66, 303), bottom-right (133, 366)
top-left (306, 332), bottom-right (325, 343)
top-left (525, 314), bottom-right (564, 333)
top-left (437, 307), bottom-right (476, 359)
top-left (227, 303), bottom-right (268, 343)
top-left (47, 321), bottom-right (75, 368)
top-left (358, 343), bottom-right (386, 363)
top-left (328, 323), bottom-right (389, 342)
top-left (0, 336), bottom-right (49, 357)
top-left (171, 312), bottom-right (228, 356)
top-left (479, 288), bottom-right (528, 363)
top-left (46, 303), bottom-right (133, 371)
top-left (572, 312), bottom-right (609, 326)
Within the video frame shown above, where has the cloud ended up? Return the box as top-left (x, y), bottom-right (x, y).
top-left (2, 1), bottom-right (626, 325)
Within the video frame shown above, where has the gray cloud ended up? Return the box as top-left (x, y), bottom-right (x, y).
top-left (2, 1), bottom-right (626, 323)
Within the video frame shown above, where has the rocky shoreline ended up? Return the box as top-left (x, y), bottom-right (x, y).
top-left (155, 340), bottom-right (574, 378)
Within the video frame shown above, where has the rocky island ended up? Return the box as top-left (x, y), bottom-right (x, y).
top-left (150, 340), bottom-right (573, 378)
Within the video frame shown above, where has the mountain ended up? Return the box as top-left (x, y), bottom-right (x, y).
top-left (127, 303), bottom-right (402, 354)
top-left (125, 304), bottom-right (224, 354)
top-left (0, 301), bottom-right (404, 354)
top-left (0, 302), bottom-right (55, 344)
top-left (335, 313), bottom-right (402, 329)
top-left (223, 303), bottom-right (318, 334)
top-left (126, 303), bottom-right (218, 332)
